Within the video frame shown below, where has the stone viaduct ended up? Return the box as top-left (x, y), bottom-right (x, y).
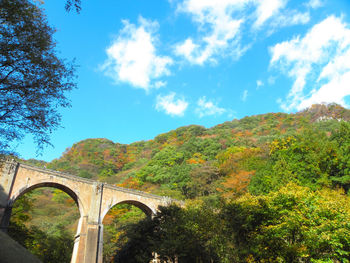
top-left (0, 158), bottom-right (176, 263)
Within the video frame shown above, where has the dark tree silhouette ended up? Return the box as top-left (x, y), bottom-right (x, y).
top-left (65, 0), bottom-right (81, 13)
top-left (0, 0), bottom-right (77, 154)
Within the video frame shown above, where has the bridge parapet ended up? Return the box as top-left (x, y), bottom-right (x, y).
top-left (18, 163), bottom-right (97, 185)
top-left (103, 183), bottom-right (176, 203)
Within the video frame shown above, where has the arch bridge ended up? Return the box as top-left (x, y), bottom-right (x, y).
top-left (0, 158), bottom-right (175, 263)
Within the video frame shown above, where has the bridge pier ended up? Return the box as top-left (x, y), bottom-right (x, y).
top-left (71, 216), bottom-right (88, 263)
top-left (81, 182), bottom-right (104, 263)
top-left (0, 159), bottom-right (18, 232)
top-left (83, 223), bottom-right (103, 263)
top-left (71, 216), bottom-right (103, 263)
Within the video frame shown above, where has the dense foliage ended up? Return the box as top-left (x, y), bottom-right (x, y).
top-left (9, 103), bottom-right (350, 262)
top-left (8, 189), bottom-right (79, 262)
top-left (115, 184), bottom-right (350, 263)
top-left (44, 104), bottom-right (350, 200)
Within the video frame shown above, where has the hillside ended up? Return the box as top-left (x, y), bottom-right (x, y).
top-left (13, 103), bottom-right (350, 262)
top-left (24, 103), bottom-right (349, 198)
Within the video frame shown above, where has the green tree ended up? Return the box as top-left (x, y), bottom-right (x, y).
top-left (0, 0), bottom-right (76, 154)
top-left (136, 146), bottom-right (191, 188)
top-left (114, 204), bottom-right (221, 263)
top-left (185, 162), bottom-right (220, 198)
top-left (221, 184), bottom-right (350, 262)
top-left (329, 121), bottom-right (350, 191)
top-left (249, 128), bottom-right (339, 194)
top-left (8, 192), bottom-right (74, 263)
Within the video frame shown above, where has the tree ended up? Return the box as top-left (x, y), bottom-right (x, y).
top-left (8, 191), bottom-right (74, 262)
top-left (217, 146), bottom-right (263, 198)
top-left (249, 128), bottom-right (340, 194)
top-left (330, 121), bottom-right (350, 191)
top-left (114, 204), bottom-right (222, 263)
top-left (185, 162), bottom-right (220, 198)
top-left (221, 184), bottom-right (350, 262)
top-left (64, 0), bottom-right (81, 12)
top-left (0, 0), bottom-right (76, 154)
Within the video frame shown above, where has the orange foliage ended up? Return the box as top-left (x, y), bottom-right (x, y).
top-left (117, 177), bottom-right (141, 190)
top-left (186, 158), bottom-right (205, 164)
top-left (65, 199), bottom-right (75, 205)
top-left (235, 131), bottom-right (244, 137)
top-left (218, 147), bottom-right (260, 174)
top-left (244, 130), bottom-right (253, 136)
top-left (199, 134), bottom-right (218, 139)
top-left (103, 207), bottom-right (129, 225)
top-left (187, 158), bottom-right (199, 164)
top-left (219, 170), bottom-right (254, 198)
top-left (186, 153), bottom-right (206, 164)
top-left (103, 214), bottom-right (114, 225)
top-left (103, 149), bottom-right (111, 160)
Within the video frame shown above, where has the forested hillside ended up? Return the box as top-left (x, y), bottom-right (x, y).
top-left (10, 103), bottom-right (350, 262)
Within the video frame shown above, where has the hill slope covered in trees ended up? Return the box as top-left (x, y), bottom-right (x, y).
top-left (11, 103), bottom-right (350, 262)
top-left (30, 103), bottom-right (350, 198)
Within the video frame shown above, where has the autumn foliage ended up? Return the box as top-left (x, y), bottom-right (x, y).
top-left (14, 103), bottom-right (350, 262)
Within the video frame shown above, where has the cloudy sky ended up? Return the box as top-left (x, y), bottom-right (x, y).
top-left (17, 0), bottom-right (350, 161)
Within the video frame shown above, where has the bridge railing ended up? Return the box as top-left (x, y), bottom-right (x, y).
top-left (103, 183), bottom-right (171, 202)
top-left (18, 162), bottom-right (96, 184)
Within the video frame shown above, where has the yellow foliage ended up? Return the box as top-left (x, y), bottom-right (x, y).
top-left (269, 136), bottom-right (296, 155)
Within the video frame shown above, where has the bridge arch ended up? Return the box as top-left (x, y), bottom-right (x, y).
top-left (101, 199), bottom-right (154, 221)
top-left (101, 199), bottom-right (153, 262)
top-left (10, 182), bottom-right (85, 216)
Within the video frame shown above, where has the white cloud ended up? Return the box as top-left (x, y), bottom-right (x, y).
top-left (175, 38), bottom-right (198, 59)
top-left (241, 90), bottom-right (248, 101)
top-left (253, 0), bottom-right (287, 28)
top-left (195, 96), bottom-right (226, 117)
top-left (253, 0), bottom-right (311, 30)
top-left (175, 0), bottom-right (310, 65)
top-left (307, 0), bottom-right (323, 9)
top-left (154, 81), bottom-right (167, 89)
top-left (175, 0), bottom-right (248, 65)
top-left (270, 15), bottom-right (350, 110)
top-left (155, 92), bottom-right (188, 116)
top-left (256, 80), bottom-right (264, 89)
top-left (101, 17), bottom-right (173, 91)
top-left (299, 71), bottom-right (350, 109)
top-left (271, 11), bottom-right (310, 29)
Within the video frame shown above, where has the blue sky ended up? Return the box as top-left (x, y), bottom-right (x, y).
top-left (16, 0), bottom-right (350, 161)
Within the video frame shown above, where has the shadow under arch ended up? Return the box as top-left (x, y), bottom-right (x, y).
top-left (101, 199), bottom-right (154, 262)
top-left (102, 200), bottom-right (154, 221)
top-left (10, 182), bottom-right (84, 217)
top-left (5, 182), bottom-right (83, 263)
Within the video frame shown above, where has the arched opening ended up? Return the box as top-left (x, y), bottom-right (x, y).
top-left (8, 183), bottom-right (81, 263)
top-left (9, 182), bottom-right (84, 214)
top-left (102, 200), bottom-right (153, 263)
